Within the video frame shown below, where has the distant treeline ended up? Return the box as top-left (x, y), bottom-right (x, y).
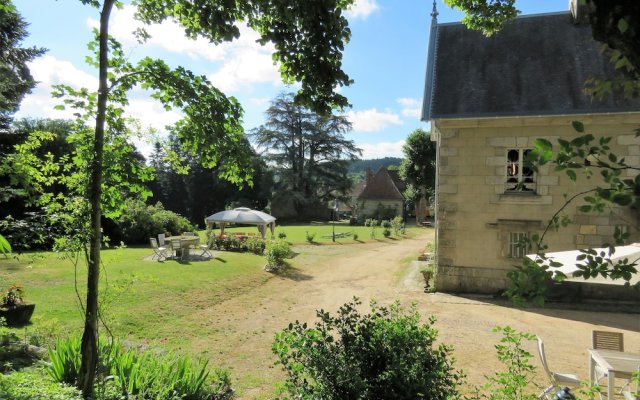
top-left (348, 157), bottom-right (402, 174)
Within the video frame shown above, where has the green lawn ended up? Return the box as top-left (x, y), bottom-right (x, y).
top-left (0, 223), bottom-right (428, 397)
top-left (215, 221), bottom-right (420, 244)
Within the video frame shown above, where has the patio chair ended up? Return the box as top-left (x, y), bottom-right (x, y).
top-left (150, 238), bottom-right (167, 261)
top-left (199, 236), bottom-right (216, 259)
top-left (536, 336), bottom-right (581, 400)
top-left (592, 330), bottom-right (628, 397)
top-left (171, 239), bottom-right (184, 260)
top-left (158, 233), bottom-right (166, 247)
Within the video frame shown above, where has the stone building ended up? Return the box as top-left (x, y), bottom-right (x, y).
top-left (355, 167), bottom-right (405, 220)
top-left (421, 6), bottom-right (640, 293)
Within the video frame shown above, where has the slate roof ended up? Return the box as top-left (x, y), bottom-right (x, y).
top-left (358, 167), bottom-right (404, 201)
top-left (421, 12), bottom-right (640, 120)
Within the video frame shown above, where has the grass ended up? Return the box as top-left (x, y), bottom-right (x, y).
top-left (0, 247), bottom-right (269, 342)
top-left (0, 223), bottom-right (431, 397)
top-left (215, 221), bottom-right (420, 244)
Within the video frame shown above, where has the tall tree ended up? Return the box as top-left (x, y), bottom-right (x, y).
top-left (399, 128), bottom-right (436, 197)
top-left (61, 1), bottom-right (354, 396)
top-left (252, 93), bottom-right (361, 218)
top-left (0, 1), bottom-right (46, 133)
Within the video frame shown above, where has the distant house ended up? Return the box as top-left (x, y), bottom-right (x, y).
top-left (355, 167), bottom-right (405, 220)
top-left (421, 4), bottom-right (640, 293)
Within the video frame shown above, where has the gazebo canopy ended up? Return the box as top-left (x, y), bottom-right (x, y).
top-left (204, 207), bottom-right (276, 239)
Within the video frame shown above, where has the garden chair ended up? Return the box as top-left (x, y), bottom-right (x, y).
top-left (171, 239), bottom-right (184, 260)
top-left (158, 233), bottom-right (166, 247)
top-left (592, 330), bottom-right (628, 397)
top-left (199, 236), bottom-right (216, 259)
top-left (536, 336), bottom-right (581, 400)
top-left (150, 238), bottom-right (167, 261)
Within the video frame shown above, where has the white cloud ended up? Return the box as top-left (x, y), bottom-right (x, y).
top-left (88, 7), bottom-right (282, 93)
top-left (16, 55), bottom-right (97, 120)
top-left (397, 97), bottom-right (422, 118)
top-left (346, 108), bottom-right (403, 132)
top-left (359, 140), bottom-right (405, 159)
top-left (88, 6), bottom-right (226, 61)
top-left (207, 29), bottom-right (281, 92)
top-left (346, 0), bottom-right (380, 20)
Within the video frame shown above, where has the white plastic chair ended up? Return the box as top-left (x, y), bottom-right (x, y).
top-left (158, 233), bottom-right (166, 247)
top-left (171, 239), bottom-right (183, 260)
top-left (199, 236), bottom-right (215, 259)
top-left (150, 238), bottom-right (167, 261)
top-left (536, 336), bottom-right (581, 399)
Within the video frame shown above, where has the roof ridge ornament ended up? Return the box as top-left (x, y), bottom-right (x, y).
top-left (431, 0), bottom-right (438, 24)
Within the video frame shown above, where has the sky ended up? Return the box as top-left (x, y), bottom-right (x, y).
top-left (13, 0), bottom-right (567, 160)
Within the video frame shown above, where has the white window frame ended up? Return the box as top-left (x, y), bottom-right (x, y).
top-left (505, 148), bottom-right (536, 193)
top-left (508, 231), bottom-right (529, 259)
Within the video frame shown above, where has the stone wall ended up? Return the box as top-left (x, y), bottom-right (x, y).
top-left (432, 113), bottom-right (640, 294)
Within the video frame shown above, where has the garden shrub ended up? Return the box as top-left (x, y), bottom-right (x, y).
top-left (305, 231), bottom-right (316, 243)
top-left (391, 216), bottom-right (404, 235)
top-left (245, 237), bottom-right (266, 254)
top-left (0, 367), bottom-right (83, 400)
top-left (383, 228), bottom-right (391, 238)
top-left (265, 240), bottom-right (293, 272)
top-left (470, 326), bottom-right (539, 400)
top-left (273, 298), bottom-right (463, 400)
top-left (114, 199), bottom-right (194, 245)
top-left (365, 218), bottom-right (378, 239)
top-left (381, 220), bottom-right (392, 229)
top-left (47, 336), bottom-right (233, 399)
top-left (278, 232), bottom-right (287, 239)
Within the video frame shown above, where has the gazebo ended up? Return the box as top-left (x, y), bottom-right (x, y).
top-left (204, 207), bottom-right (276, 239)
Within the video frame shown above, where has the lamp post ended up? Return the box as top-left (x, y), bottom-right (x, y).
top-left (332, 199), bottom-right (339, 242)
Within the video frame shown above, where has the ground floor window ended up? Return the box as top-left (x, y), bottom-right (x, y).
top-left (508, 231), bottom-right (529, 258)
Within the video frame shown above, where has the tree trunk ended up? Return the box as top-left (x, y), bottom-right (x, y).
top-left (79, 1), bottom-right (114, 398)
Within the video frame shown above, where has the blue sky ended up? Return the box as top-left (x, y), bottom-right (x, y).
top-left (13, 0), bottom-right (566, 159)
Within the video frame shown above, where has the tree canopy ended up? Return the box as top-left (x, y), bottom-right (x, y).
top-left (399, 128), bottom-right (436, 199)
top-left (252, 92), bottom-right (361, 219)
top-left (59, 1), bottom-right (357, 396)
top-left (0, 1), bottom-right (46, 132)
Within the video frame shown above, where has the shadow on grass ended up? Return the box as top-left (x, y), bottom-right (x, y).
top-left (275, 264), bottom-right (313, 281)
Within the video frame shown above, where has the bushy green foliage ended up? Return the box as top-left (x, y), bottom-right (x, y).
top-left (364, 218), bottom-right (378, 239)
top-left (0, 234), bottom-right (10, 257)
top-left (273, 298), bottom-right (463, 400)
top-left (245, 237), bottom-right (266, 255)
top-left (0, 367), bottom-right (83, 400)
top-left (382, 228), bottom-right (391, 238)
top-left (391, 216), bottom-right (404, 235)
top-left (505, 258), bottom-right (553, 306)
top-left (48, 336), bottom-right (81, 385)
top-left (278, 232), bottom-right (287, 239)
top-left (305, 231), bottom-right (316, 243)
top-left (48, 336), bottom-right (232, 399)
top-left (471, 326), bottom-right (538, 400)
top-left (115, 199), bottom-right (194, 245)
top-left (265, 240), bottom-right (293, 271)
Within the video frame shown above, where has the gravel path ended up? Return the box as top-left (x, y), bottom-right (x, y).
top-left (192, 230), bottom-right (640, 399)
